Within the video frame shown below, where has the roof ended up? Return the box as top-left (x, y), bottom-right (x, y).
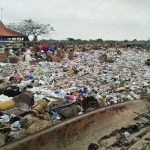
top-left (0, 21), bottom-right (27, 37)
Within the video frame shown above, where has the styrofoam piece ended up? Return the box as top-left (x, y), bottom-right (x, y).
top-left (0, 94), bottom-right (12, 102)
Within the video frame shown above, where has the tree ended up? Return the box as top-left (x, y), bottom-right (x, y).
top-left (67, 38), bottom-right (76, 42)
top-left (124, 39), bottom-right (128, 43)
top-left (132, 39), bottom-right (137, 42)
top-left (7, 19), bottom-right (55, 41)
top-left (95, 38), bottom-right (103, 42)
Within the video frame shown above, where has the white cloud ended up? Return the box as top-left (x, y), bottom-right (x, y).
top-left (1, 0), bottom-right (150, 40)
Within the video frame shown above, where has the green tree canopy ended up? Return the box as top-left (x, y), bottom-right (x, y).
top-left (67, 38), bottom-right (76, 41)
top-left (95, 38), bottom-right (103, 42)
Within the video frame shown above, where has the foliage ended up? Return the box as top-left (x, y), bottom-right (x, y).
top-left (67, 38), bottom-right (76, 42)
top-left (7, 19), bottom-right (55, 41)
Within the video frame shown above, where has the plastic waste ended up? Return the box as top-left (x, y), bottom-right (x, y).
top-left (130, 91), bottom-right (140, 99)
top-left (27, 75), bottom-right (34, 80)
top-left (80, 87), bottom-right (87, 95)
top-left (51, 111), bottom-right (60, 119)
top-left (123, 131), bottom-right (130, 139)
top-left (11, 121), bottom-right (21, 129)
top-left (116, 87), bottom-right (125, 92)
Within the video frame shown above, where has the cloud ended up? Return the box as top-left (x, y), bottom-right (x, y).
top-left (1, 0), bottom-right (150, 40)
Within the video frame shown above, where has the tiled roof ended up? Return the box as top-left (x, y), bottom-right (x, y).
top-left (0, 21), bottom-right (27, 37)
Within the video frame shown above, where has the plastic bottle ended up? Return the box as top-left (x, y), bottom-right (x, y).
top-left (116, 87), bottom-right (125, 91)
top-left (80, 87), bottom-right (86, 95)
top-left (130, 91), bottom-right (140, 99)
top-left (95, 93), bottom-right (104, 101)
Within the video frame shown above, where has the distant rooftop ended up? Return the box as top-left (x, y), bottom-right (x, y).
top-left (0, 21), bottom-right (27, 37)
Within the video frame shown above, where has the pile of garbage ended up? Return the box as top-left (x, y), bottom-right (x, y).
top-left (0, 46), bottom-right (150, 146)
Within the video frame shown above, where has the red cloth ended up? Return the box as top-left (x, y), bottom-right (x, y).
top-left (38, 44), bottom-right (44, 52)
top-left (43, 44), bottom-right (49, 51)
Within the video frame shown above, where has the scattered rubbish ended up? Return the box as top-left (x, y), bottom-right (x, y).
top-left (145, 59), bottom-right (150, 66)
top-left (30, 98), bottom-right (49, 118)
top-left (4, 86), bottom-right (20, 97)
top-left (11, 121), bottom-right (21, 129)
top-left (81, 96), bottom-right (99, 111)
top-left (98, 110), bottom-right (150, 149)
top-left (0, 44), bottom-right (150, 147)
top-left (88, 143), bottom-right (99, 150)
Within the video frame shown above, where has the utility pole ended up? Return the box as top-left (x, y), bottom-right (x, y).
top-left (0, 8), bottom-right (3, 46)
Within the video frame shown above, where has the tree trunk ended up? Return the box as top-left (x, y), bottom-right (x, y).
top-left (33, 35), bottom-right (38, 41)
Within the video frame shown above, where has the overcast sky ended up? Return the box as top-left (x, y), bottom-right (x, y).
top-left (1, 0), bottom-right (150, 40)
